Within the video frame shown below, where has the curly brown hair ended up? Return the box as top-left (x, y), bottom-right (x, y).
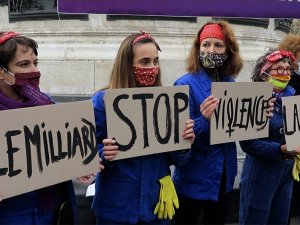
top-left (186, 20), bottom-right (243, 78)
top-left (278, 34), bottom-right (300, 57)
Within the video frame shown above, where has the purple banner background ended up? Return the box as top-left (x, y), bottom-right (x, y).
top-left (58, 0), bottom-right (300, 18)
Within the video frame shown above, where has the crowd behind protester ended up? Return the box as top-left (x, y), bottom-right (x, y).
top-left (0, 23), bottom-right (300, 225)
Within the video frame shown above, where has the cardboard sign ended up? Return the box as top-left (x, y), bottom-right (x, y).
top-left (57, 0), bottom-right (300, 18)
top-left (0, 100), bottom-right (100, 199)
top-left (282, 95), bottom-right (300, 151)
top-left (105, 86), bottom-right (190, 160)
top-left (211, 82), bottom-right (273, 145)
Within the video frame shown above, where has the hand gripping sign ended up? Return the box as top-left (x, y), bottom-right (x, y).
top-left (0, 100), bottom-right (100, 199)
top-left (211, 82), bottom-right (273, 145)
top-left (104, 86), bottom-right (190, 160)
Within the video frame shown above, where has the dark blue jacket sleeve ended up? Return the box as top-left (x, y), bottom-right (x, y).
top-left (92, 92), bottom-right (107, 154)
top-left (239, 139), bottom-right (281, 160)
top-left (92, 91), bottom-right (118, 168)
top-left (169, 149), bottom-right (191, 167)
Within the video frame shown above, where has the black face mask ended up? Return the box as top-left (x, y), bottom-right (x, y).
top-left (199, 52), bottom-right (227, 69)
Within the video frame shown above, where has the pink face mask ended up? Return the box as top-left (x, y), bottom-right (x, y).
top-left (133, 66), bottom-right (159, 87)
top-left (2, 68), bottom-right (41, 89)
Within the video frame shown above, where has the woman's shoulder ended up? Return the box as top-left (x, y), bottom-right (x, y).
top-left (91, 90), bottom-right (106, 106)
top-left (223, 75), bottom-right (236, 82)
top-left (285, 85), bottom-right (296, 96)
top-left (93, 90), bottom-right (106, 98)
top-left (174, 70), bottom-right (206, 85)
top-left (92, 90), bottom-right (106, 100)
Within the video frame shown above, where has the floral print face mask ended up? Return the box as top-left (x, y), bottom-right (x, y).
top-left (199, 52), bottom-right (227, 69)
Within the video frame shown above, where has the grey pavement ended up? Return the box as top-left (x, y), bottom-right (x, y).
top-left (226, 216), bottom-right (300, 225)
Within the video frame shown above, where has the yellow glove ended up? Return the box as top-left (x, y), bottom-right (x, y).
top-left (292, 154), bottom-right (300, 181)
top-left (154, 175), bottom-right (179, 220)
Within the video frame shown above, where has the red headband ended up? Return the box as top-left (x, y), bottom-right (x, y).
top-left (199, 24), bottom-right (225, 43)
top-left (132, 30), bottom-right (161, 51)
top-left (260, 50), bottom-right (296, 75)
top-left (0, 31), bottom-right (19, 45)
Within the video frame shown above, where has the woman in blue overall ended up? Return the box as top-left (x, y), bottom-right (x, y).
top-left (239, 49), bottom-right (300, 225)
top-left (0, 32), bottom-right (77, 224)
top-left (91, 31), bottom-right (195, 225)
top-left (173, 20), bottom-right (243, 225)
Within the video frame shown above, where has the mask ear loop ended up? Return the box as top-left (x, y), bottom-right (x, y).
top-left (0, 67), bottom-right (15, 85)
top-left (260, 71), bottom-right (271, 81)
